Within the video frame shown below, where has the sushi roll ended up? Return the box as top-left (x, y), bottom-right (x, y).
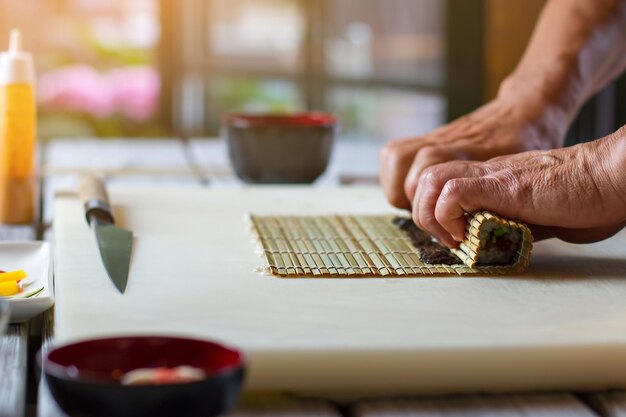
top-left (451, 211), bottom-right (533, 272)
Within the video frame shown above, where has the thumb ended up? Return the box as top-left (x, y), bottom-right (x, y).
top-left (434, 177), bottom-right (512, 242)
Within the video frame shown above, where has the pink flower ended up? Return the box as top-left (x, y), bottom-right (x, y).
top-left (110, 67), bottom-right (160, 122)
top-left (38, 64), bottom-right (160, 122)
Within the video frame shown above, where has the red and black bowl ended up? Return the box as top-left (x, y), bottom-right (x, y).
top-left (39, 336), bottom-right (245, 417)
top-left (224, 112), bottom-right (336, 184)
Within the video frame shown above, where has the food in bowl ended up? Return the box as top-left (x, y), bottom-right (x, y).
top-left (121, 366), bottom-right (206, 385)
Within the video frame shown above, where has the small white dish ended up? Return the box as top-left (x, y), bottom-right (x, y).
top-left (0, 241), bottom-right (54, 323)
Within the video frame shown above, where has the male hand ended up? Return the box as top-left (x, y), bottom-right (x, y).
top-left (410, 131), bottom-right (626, 247)
top-left (380, 94), bottom-right (568, 210)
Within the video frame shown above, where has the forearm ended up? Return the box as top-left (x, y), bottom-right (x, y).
top-left (380, 2), bottom-right (626, 210)
top-left (498, 0), bottom-right (626, 148)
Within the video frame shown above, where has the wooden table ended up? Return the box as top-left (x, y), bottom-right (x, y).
top-left (0, 226), bottom-right (36, 417)
top-left (2, 138), bottom-right (626, 417)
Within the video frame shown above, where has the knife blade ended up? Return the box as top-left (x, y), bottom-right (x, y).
top-left (79, 175), bottom-right (133, 293)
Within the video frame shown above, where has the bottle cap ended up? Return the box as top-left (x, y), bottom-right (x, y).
top-left (0, 29), bottom-right (35, 85)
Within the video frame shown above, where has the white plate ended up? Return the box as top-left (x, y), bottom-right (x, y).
top-left (0, 241), bottom-right (54, 323)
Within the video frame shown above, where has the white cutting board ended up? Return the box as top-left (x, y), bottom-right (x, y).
top-left (53, 186), bottom-right (626, 395)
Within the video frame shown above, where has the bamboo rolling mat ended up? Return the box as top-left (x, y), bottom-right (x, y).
top-left (249, 212), bottom-right (532, 278)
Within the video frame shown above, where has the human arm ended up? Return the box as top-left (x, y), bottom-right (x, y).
top-left (413, 129), bottom-right (626, 248)
top-left (380, 0), bottom-right (626, 209)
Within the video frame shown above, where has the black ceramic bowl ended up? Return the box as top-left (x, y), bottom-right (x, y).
top-left (40, 336), bottom-right (245, 417)
top-left (225, 113), bottom-right (336, 184)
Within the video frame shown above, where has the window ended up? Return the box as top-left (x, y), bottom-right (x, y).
top-left (1, 0), bottom-right (517, 142)
top-left (3, 0), bottom-right (619, 144)
top-left (162, 0), bottom-right (448, 142)
top-left (0, 0), bottom-right (163, 139)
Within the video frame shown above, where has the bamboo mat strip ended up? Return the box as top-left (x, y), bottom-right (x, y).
top-left (249, 213), bottom-right (532, 278)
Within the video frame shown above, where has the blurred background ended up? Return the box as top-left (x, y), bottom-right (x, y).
top-left (0, 0), bottom-right (623, 144)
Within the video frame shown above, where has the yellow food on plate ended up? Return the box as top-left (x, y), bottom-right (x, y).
top-left (0, 270), bottom-right (27, 296)
top-left (0, 280), bottom-right (20, 296)
top-left (0, 270), bottom-right (27, 283)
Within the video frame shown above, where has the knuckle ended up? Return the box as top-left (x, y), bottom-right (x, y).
top-left (494, 170), bottom-right (522, 197)
top-left (420, 165), bottom-right (442, 186)
top-left (441, 178), bottom-right (464, 200)
top-left (380, 142), bottom-right (414, 166)
top-left (415, 145), bottom-right (441, 161)
top-left (379, 144), bottom-right (394, 165)
top-left (488, 155), bottom-right (508, 164)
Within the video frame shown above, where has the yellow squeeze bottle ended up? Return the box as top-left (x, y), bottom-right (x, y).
top-left (0, 29), bottom-right (36, 224)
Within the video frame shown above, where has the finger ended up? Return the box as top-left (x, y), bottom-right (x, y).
top-left (379, 139), bottom-right (423, 209)
top-left (413, 162), bottom-right (485, 244)
top-left (434, 177), bottom-right (509, 245)
top-left (404, 143), bottom-right (483, 203)
top-left (412, 173), bottom-right (453, 246)
top-left (403, 145), bottom-right (451, 204)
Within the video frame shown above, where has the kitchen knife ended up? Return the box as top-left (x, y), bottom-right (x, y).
top-left (79, 175), bottom-right (133, 294)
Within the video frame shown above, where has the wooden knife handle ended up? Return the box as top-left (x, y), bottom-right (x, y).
top-left (79, 175), bottom-right (114, 225)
